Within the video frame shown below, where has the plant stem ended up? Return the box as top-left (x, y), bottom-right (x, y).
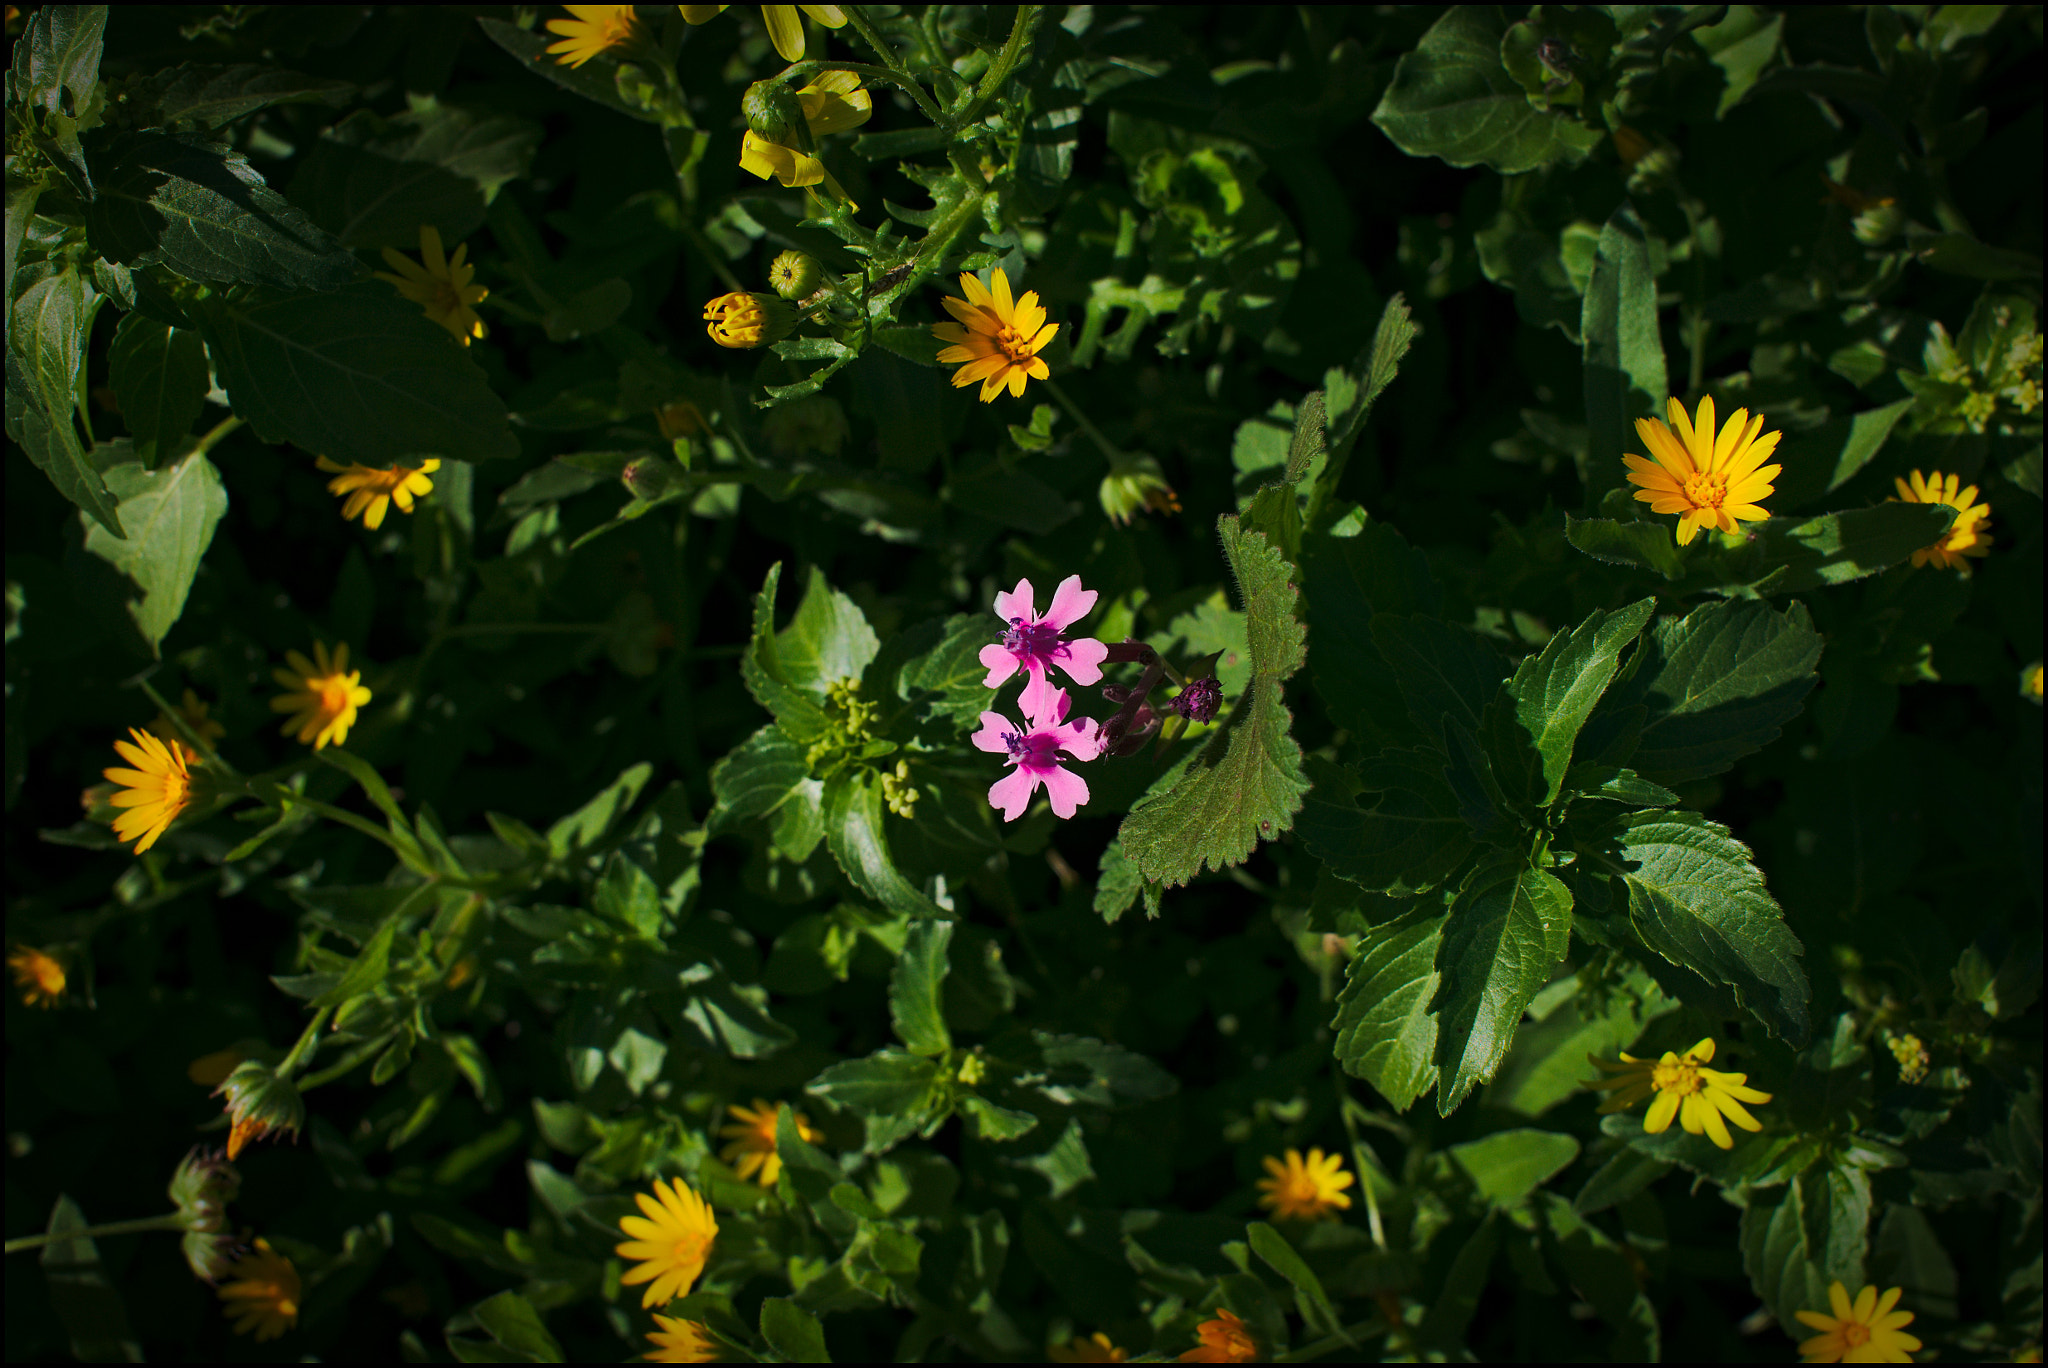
top-left (192, 414), bottom-right (243, 457)
top-left (133, 677), bottom-right (240, 778)
top-left (5, 1214), bottom-right (188, 1255)
top-left (1335, 1080), bottom-right (1391, 1253)
top-left (1042, 378), bottom-right (1121, 462)
top-left (955, 5), bottom-right (1045, 129)
top-left (276, 1005), bottom-right (335, 1080)
top-left (296, 1031), bottom-right (394, 1092)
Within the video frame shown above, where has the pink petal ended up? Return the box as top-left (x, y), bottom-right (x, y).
top-left (970, 711), bottom-right (1015, 753)
top-left (987, 767), bottom-right (1039, 821)
top-left (1017, 668), bottom-right (1056, 722)
top-left (1040, 574), bottom-right (1097, 630)
top-left (1038, 764), bottom-right (1090, 819)
top-left (1058, 716), bottom-right (1102, 763)
top-left (1026, 685), bottom-right (1071, 730)
top-left (1056, 635), bottom-right (1108, 684)
top-left (992, 577), bottom-right (1036, 623)
top-left (979, 642), bottom-right (1020, 687)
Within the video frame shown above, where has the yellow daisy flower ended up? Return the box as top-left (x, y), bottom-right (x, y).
top-left (680, 4), bottom-right (847, 63)
top-left (1622, 395), bottom-right (1783, 545)
top-left (544, 4), bottom-right (642, 68)
top-left (8, 944), bottom-right (67, 1008)
top-left (1795, 1281), bottom-right (1922, 1363)
top-left (717, 1098), bottom-right (822, 1187)
top-left (1179, 1308), bottom-right (1258, 1364)
top-left (103, 726), bottom-right (195, 854)
top-left (932, 267), bottom-right (1059, 403)
top-left (270, 642), bottom-right (372, 751)
top-left (1051, 1331), bottom-right (1130, 1362)
top-left (149, 687), bottom-right (225, 764)
top-left (738, 70), bottom-right (870, 206)
top-left (218, 1238), bottom-right (301, 1342)
top-left (374, 224), bottom-right (488, 345)
top-left (616, 1177), bottom-right (718, 1309)
top-left (644, 1314), bottom-right (718, 1363)
top-left (1255, 1146), bottom-right (1354, 1222)
top-left (1583, 1036), bottom-right (1772, 1150)
top-left (702, 291), bottom-right (797, 349)
top-left (315, 456), bottom-right (441, 530)
top-left (1889, 469), bottom-right (1993, 574)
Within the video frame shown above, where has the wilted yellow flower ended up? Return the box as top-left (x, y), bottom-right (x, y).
top-left (150, 688), bottom-right (225, 764)
top-left (1795, 1281), bottom-right (1921, 1363)
top-left (738, 70), bottom-right (870, 206)
top-left (680, 4), bottom-right (846, 63)
top-left (315, 456), bottom-right (440, 530)
top-left (1583, 1036), bottom-right (1771, 1150)
top-left (702, 291), bottom-right (797, 349)
top-left (8, 945), bottom-right (66, 1008)
top-left (218, 1238), bottom-right (300, 1341)
top-left (1623, 396), bottom-right (1782, 545)
top-left (1255, 1146), bottom-right (1354, 1221)
top-left (644, 1314), bottom-right (718, 1363)
top-left (375, 224), bottom-right (488, 344)
top-left (103, 727), bottom-right (194, 854)
top-left (1889, 469), bottom-right (1993, 574)
top-left (717, 1098), bottom-right (822, 1187)
top-left (1052, 1331), bottom-right (1130, 1362)
top-left (270, 642), bottom-right (372, 751)
top-left (1179, 1308), bottom-right (1257, 1363)
top-left (545, 4), bottom-right (641, 68)
top-left (1099, 455), bottom-right (1181, 525)
top-left (933, 267), bottom-right (1059, 403)
top-left (616, 1177), bottom-right (718, 1308)
top-left (213, 1061), bottom-right (305, 1161)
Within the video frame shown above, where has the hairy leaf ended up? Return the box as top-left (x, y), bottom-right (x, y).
top-left (1371, 614), bottom-right (1507, 738)
top-left (1741, 1164), bottom-right (1870, 1329)
top-left (1372, 8), bottom-right (1604, 174)
top-left (1482, 598), bottom-right (1656, 808)
top-left (807, 1049), bottom-right (945, 1153)
top-left (80, 452), bottom-right (228, 654)
top-left (1433, 860), bottom-right (1574, 1113)
top-left (1332, 905), bottom-right (1444, 1111)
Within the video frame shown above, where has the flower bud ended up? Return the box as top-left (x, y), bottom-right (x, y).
top-left (1097, 454), bottom-right (1180, 526)
top-left (170, 1147), bottom-right (241, 1280)
top-left (1168, 676), bottom-right (1223, 724)
top-left (212, 1061), bottom-right (305, 1161)
top-left (742, 79), bottom-right (810, 151)
top-left (621, 456), bottom-right (684, 501)
top-left (1853, 201), bottom-right (1906, 246)
top-left (769, 249), bottom-right (823, 301)
top-left (703, 291), bottom-right (798, 349)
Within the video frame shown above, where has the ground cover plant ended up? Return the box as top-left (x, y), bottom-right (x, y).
top-left (3, 3), bottom-right (2042, 1362)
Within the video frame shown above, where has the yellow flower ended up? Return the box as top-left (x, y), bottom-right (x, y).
top-left (1889, 469), bottom-right (1993, 574)
top-left (1795, 1281), bottom-right (1921, 1363)
top-left (150, 687), bottom-right (225, 764)
top-left (218, 1238), bottom-right (300, 1342)
top-left (8, 945), bottom-right (66, 1008)
top-left (315, 455), bottom-right (441, 530)
top-left (1179, 1308), bottom-right (1258, 1363)
top-left (270, 642), bottom-right (372, 751)
top-left (213, 1061), bottom-right (305, 1161)
top-left (374, 224), bottom-right (488, 345)
top-left (644, 1314), bottom-right (718, 1363)
top-left (717, 1098), bottom-right (822, 1187)
top-left (103, 726), bottom-right (194, 854)
top-left (1052, 1331), bottom-right (1129, 1363)
top-left (680, 4), bottom-right (847, 63)
top-left (2024, 662), bottom-right (2044, 704)
top-left (702, 291), bottom-right (797, 349)
top-left (933, 267), bottom-right (1059, 403)
top-left (1255, 1146), bottom-right (1354, 1221)
top-left (544, 4), bottom-right (642, 68)
top-left (738, 70), bottom-right (870, 205)
top-left (1623, 396), bottom-right (1783, 545)
top-left (1583, 1036), bottom-right (1771, 1150)
top-left (616, 1177), bottom-right (718, 1309)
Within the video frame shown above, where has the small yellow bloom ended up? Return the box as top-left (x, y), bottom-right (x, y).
top-left (1795, 1281), bottom-right (1921, 1363)
top-left (103, 726), bottom-right (195, 854)
top-left (8, 945), bottom-right (67, 1008)
top-left (1623, 396), bottom-right (1782, 545)
top-left (738, 70), bottom-right (870, 206)
top-left (717, 1098), bottom-right (822, 1187)
top-left (616, 1177), bottom-right (719, 1309)
top-left (1179, 1308), bottom-right (1258, 1363)
top-left (270, 642), bottom-right (372, 751)
top-left (1583, 1036), bottom-right (1771, 1150)
top-left (702, 291), bottom-right (797, 349)
top-left (933, 267), bottom-right (1059, 403)
top-left (1889, 469), bottom-right (1993, 574)
top-left (644, 1314), bottom-right (718, 1363)
top-left (1255, 1146), bottom-right (1354, 1222)
top-left (315, 456), bottom-right (441, 530)
top-left (545, 4), bottom-right (642, 68)
top-left (680, 4), bottom-right (847, 63)
top-left (1051, 1331), bottom-right (1129, 1363)
top-left (150, 687), bottom-right (225, 764)
top-left (218, 1238), bottom-right (301, 1342)
top-left (374, 224), bottom-right (488, 344)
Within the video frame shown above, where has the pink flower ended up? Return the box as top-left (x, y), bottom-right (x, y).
top-left (978, 575), bottom-right (1110, 719)
top-left (971, 688), bottom-right (1102, 821)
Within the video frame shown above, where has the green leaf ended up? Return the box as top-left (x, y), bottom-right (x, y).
top-left (290, 100), bottom-right (540, 250)
top-left (1564, 513), bottom-right (1685, 579)
top-left (1332, 905), bottom-right (1443, 1111)
top-left (823, 768), bottom-right (945, 919)
top-left (777, 565), bottom-right (881, 693)
top-left (960, 1094), bottom-right (1040, 1141)
top-left (1118, 516), bottom-right (1310, 886)
top-left (316, 746), bottom-right (417, 837)
top-left (807, 1049), bottom-right (945, 1153)
top-left (1029, 1033), bottom-right (1177, 1107)
top-left (1765, 398), bottom-right (1915, 511)
top-left (1371, 614), bottom-right (1508, 737)
top-left (309, 915), bottom-right (399, 1011)
top-left (1559, 764), bottom-right (1679, 808)
top-left (7, 261), bottom-right (121, 536)
top-left (1581, 204), bottom-right (1668, 504)
top-left (1301, 521), bottom-right (1441, 751)
top-left (741, 564), bottom-right (830, 742)
top-left (1247, 1221), bottom-right (1346, 1341)
top-left (13, 6), bottom-right (106, 117)
top-left (37, 1194), bottom-right (143, 1365)
top-left (1433, 860), bottom-right (1573, 1113)
top-left (1540, 1194), bottom-right (1661, 1360)
top-left (465, 1290), bottom-right (565, 1363)
top-left (473, 17), bottom-right (664, 125)
top-left (1741, 1164), bottom-right (1870, 1330)
top-left (1482, 599), bottom-right (1656, 808)
top-left (1019, 1119), bottom-right (1095, 1198)
top-left (1372, 8), bottom-right (1603, 173)
top-left (84, 130), bottom-right (357, 290)
top-left (760, 1297), bottom-right (830, 1363)
top-left (1720, 504), bottom-right (1959, 595)
top-left (708, 725), bottom-right (824, 859)
top-left (1325, 293), bottom-right (1418, 465)
top-left (1573, 1148), bottom-right (1673, 1216)
top-left (1619, 810), bottom-right (1810, 1045)
top-left (890, 920), bottom-right (953, 1056)
top-left (1416, 1214), bottom-right (1499, 1352)
top-left (546, 762), bottom-right (651, 861)
top-left (79, 451), bottom-right (227, 653)
top-left (123, 61), bottom-right (354, 129)
top-left (1485, 965), bottom-right (1673, 1117)
top-left (1448, 1129), bottom-right (1581, 1206)
top-left (107, 312), bottom-right (209, 463)
top-left (1297, 753), bottom-right (1474, 895)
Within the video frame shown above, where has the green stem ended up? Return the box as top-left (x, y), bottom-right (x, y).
top-left (1041, 378), bottom-right (1122, 463)
top-left (955, 6), bottom-right (1045, 129)
top-left (1334, 1081), bottom-right (1390, 1253)
top-left (282, 796), bottom-right (412, 861)
top-left (869, 186), bottom-right (988, 316)
top-left (5, 1215), bottom-right (188, 1255)
top-left (276, 1005), bottom-right (335, 1079)
top-left (192, 414), bottom-right (243, 458)
top-left (296, 1032), bottom-right (393, 1092)
top-left (681, 218), bottom-right (746, 294)
top-left (133, 678), bottom-right (240, 778)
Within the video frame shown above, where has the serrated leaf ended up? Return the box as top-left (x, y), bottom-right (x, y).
top-left (889, 920), bottom-right (953, 1056)
top-left (107, 311), bottom-right (209, 463)
top-left (1371, 613), bottom-right (1508, 737)
top-left (807, 1049), bottom-right (945, 1153)
top-left (291, 102), bottom-right (540, 250)
top-left (1297, 753), bottom-right (1474, 895)
top-left (1559, 764), bottom-right (1679, 808)
top-left (545, 763), bottom-right (651, 861)
top-left (1581, 203), bottom-right (1668, 505)
top-left (1324, 293), bottom-right (1417, 465)
top-left (760, 1298), bottom-right (830, 1363)
top-left (1725, 504), bottom-right (1959, 594)
top-left (193, 281), bottom-right (518, 466)
top-left (1332, 905), bottom-right (1443, 1111)
top-left (1301, 521), bottom-right (1440, 750)
top-left (1619, 810), bottom-right (1810, 1045)
top-left (129, 62), bottom-right (354, 129)
top-left (1030, 1033), bottom-right (1176, 1107)
top-left (14, 6), bottom-right (106, 117)
top-left (1482, 598), bottom-right (1656, 808)
top-left (80, 451), bottom-right (227, 653)
top-left (1741, 1165), bottom-right (1870, 1330)
top-left (1564, 514), bottom-right (1686, 578)
top-left (1432, 860), bottom-right (1573, 1113)
top-left (823, 768), bottom-right (944, 919)
top-left (741, 564), bottom-right (830, 741)
top-left (6, 260), bottom-right (121, 535)
top-left (1448, 1129), bottom-right (1580, 1206)
top-left (1118, 516), bottom-right (1308, 886)
top-left (1372, 8), bottom-right (1603, 174)
top-left (777, 565), bottom-right (881, 693)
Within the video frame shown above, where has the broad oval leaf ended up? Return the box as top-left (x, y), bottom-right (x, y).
top-left (1332, 904), bottom-right (1444, 1111)
top-left (1432, 859), bottom-right (1574, 1114)
top-left (80, 451), bottom-right (228, 654)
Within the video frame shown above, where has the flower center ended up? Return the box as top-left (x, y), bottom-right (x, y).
top-left (1002, 729), bottom-right (1061, 768)
top-left (1681, 470), bottom-right (1729, 510)
top-left (25, 956), bottom-right (64, 995)
top-left (1002, 618), bottom-right (1062, 655)
top-left (1842, 1324), bottom-right (1871, 1347)
top-left (670, 1232), bottom-right (709, 1266)
top-left (1651, 1059), bottom-right (1702, 1096)
top-left (995, 324), bottom-right (1037, 364)
top-left (317, 677), bottom-right (355, 717)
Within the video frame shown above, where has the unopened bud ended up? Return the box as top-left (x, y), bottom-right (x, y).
top-left (769, 249), bottom-right (823, 301)
top-left (1853, 201), bottom-right (1906, 246)
top-left (212, 1061), bottom-right (304, 1161)
top-left (703, 291), bottom-right (798, 349)
top-left (621, 456), bottom-right (683, 500)
top-left (1168, 676), bottom-right (1223, 724)
top-left (1098, 454), bottom-right (1179, 526)
top-left (169, 1147), bottom-right (240, 1281)
top-left (743, 79), bottom-right (809, 150)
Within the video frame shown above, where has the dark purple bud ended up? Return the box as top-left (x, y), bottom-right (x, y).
top-left (1169, 676), bottom-right (1223, 724)
top-left (1100, 684), bottom-right (1132, 704)
top-left (1104, 706), bottom-right (1158, 757)
top-left (1101, 639), bottom-right (1157, 665)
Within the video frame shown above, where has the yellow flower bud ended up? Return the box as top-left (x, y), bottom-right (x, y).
top-left (743, 79), bottom-right (810, 152)
top-left (702, 292), bottom-right (798, 349)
